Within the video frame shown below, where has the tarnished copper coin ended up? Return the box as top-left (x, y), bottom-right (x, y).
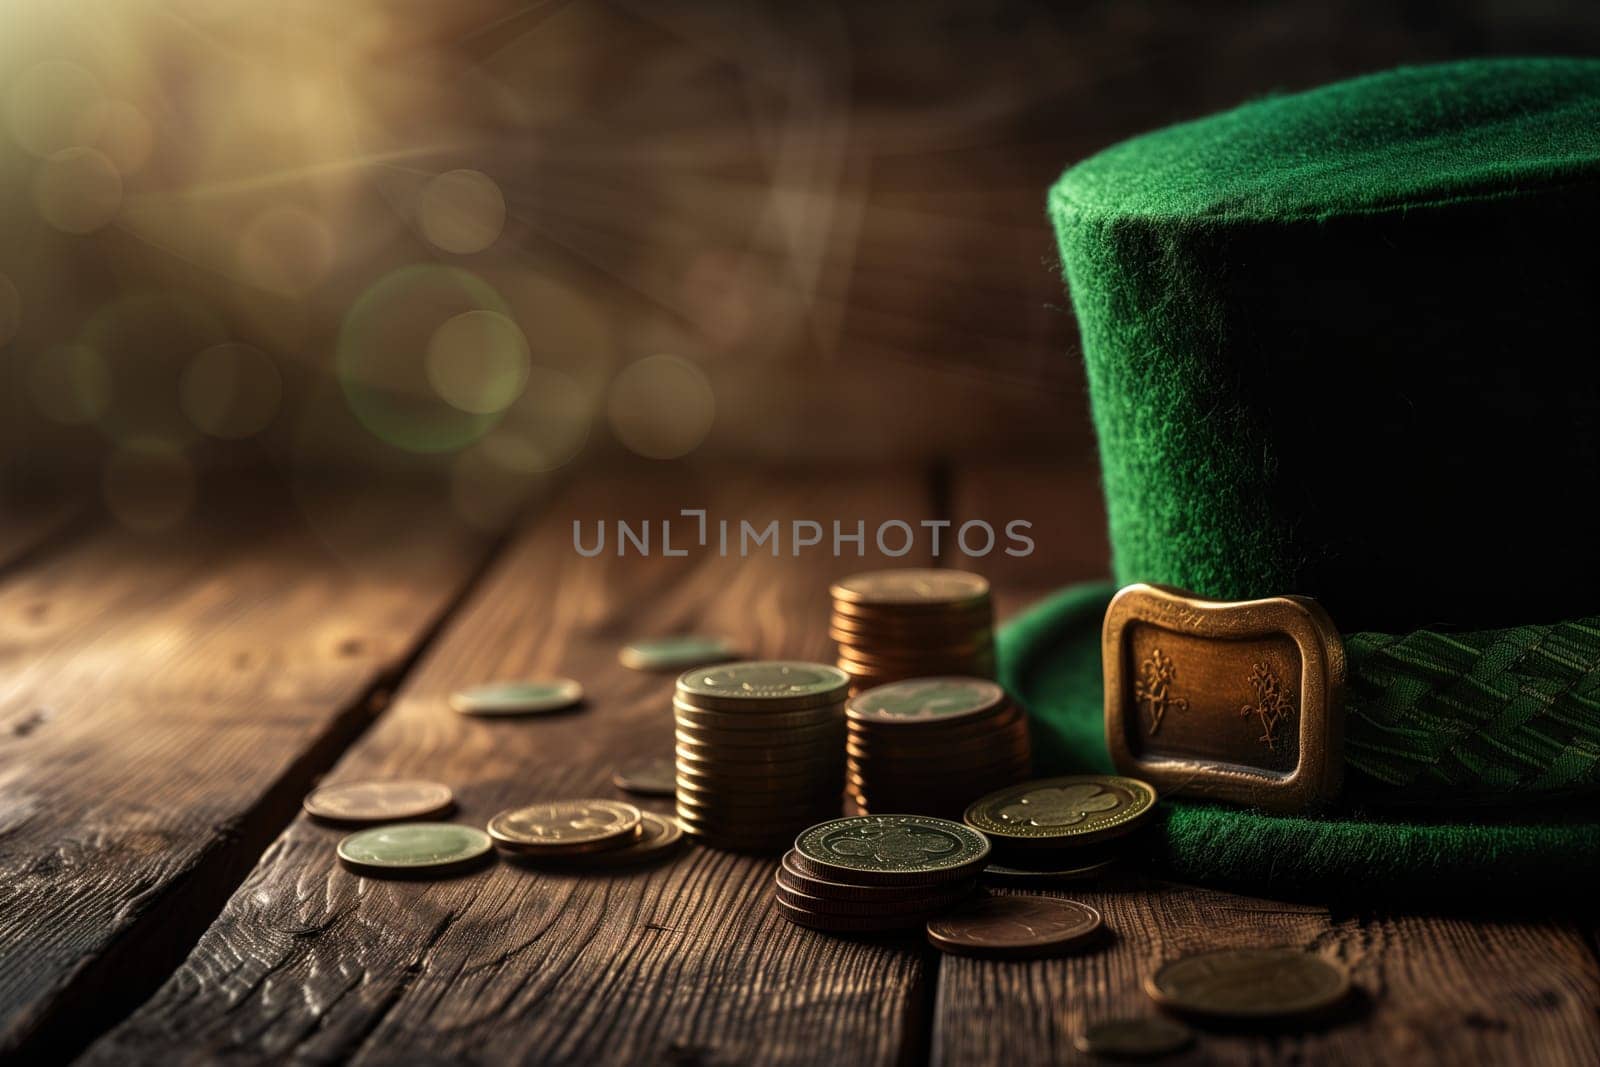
top-left (964, 775), bottom-right (1157, 849)
top-left (926, 894), bottom-right (1103, 959)
top-left (1074, 1016), bottom-right (1194, 1058)
top-left (1145, 947), bottom-right (1350, 1022)
top-left (486, 799), bottom-right (642, 856)
top-left (303, 779), bottom-right (454, 824)
top-left (611, 756), bottom-right (677, 797)
top-left (830, 569), bottom-right (990, 611)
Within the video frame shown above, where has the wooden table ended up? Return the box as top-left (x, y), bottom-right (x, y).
top-left (2, 465), bottom-right (1596, 1066)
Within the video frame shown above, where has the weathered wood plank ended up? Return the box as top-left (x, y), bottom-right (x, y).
top-left (932, 464), bottom-right (1600, 1066)
top-left (86, 471), bottom-right (940, 1066)
top-left (0, 490), bottom-right (492, 1062)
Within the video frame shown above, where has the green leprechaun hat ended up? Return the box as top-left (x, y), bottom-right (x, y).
top-left (1004, 58), bottom-right (1600, 902)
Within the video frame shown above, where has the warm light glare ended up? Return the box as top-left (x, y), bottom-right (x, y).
top-left (607, 354), bottom-right (716, 459)
top-left (424, 309), bottom-right (531, 415)
top-left (418, 169), bottom-right (506, 255)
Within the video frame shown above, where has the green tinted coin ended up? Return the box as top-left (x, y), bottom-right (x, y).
top-left (793, 814), bottom-right (991, 886)
top-left (676, 661), bottom-right (850, 712)
top-left (964, 775), bottom-right (1157, 849)
top-left (336, 822), bottom-right (492, 874)
top-left (450, 679), bottom-right (583, 716)
top-left (1074, 1017), bottom-right (1195, 1059)
top-left (847, 677), bottom-right (1006, 726)
top-left (619, 636), bottom-right (737, 672)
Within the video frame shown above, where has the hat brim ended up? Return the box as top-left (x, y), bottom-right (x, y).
top-left (1000, 583), bottom-right (1600, 905)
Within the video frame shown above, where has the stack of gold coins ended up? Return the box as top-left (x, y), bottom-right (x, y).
top-left (486, 799), bottom-right (686, 869)
top-left (845, 677), bottom-right (1031, 819)
top-left (829, 570), bottom-right (996, 691)
top-left (673, 661), bottom-right (849, 852)
top-left (775, 815), bottom-right (990, 932)
top-left (963, 774), bottom-right (1159, 883)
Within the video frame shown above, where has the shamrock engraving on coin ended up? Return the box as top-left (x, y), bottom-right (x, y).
top-left (926, 894), bottom-right (1103, 959)
top-left (793, 815), bottom-right (991, 885)
top-left (1145, 947), bottom-right (1351, 1022)
top-left (676, 661), bottom-right (850, 711)
top-left (303, 779), bottom-right (454, 824)
top-left (487, 799), bottom-right (642, 855)
top-left (336, 823), bottom-right (493, 875)
top-left (965, 775), bottom-right (1157, 848)
top-left (1074, 1017), bottom-right (1195, 1058)
top-left (450, 679), bottom-right (583, 716)
top-left (619, 636), bottom-right (737, 672)
top-left (846, 678), bottom-right (1005, 725)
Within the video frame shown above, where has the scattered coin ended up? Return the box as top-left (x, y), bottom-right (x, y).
top-left (1144, 947), bottom-right (1351, 1023)
top-left (792, 815), bottom-right (991, 886)
top-left (964, 775), bottom-right (1158, 849)
top-left (487, 799), bottom-right (643, 856)
top-left (619, 636), bottom-right (737, 672)
top-left (612, 756), bottom-right (677, 797)
top-left (982, 857), bottom-right (1118, 885)
top-left (450, 679), bottom-right (584, 716)
top-left (1074, 1016), bottom-right (1195, 1059)
top-left (926, 894), bottom-right (1103, 959)
top-left (303, 779), bottom-right (455, 824)
top-left (522, 810), bottom-right (685, 870)
top-left (336, 823), bottom-right (493, 875)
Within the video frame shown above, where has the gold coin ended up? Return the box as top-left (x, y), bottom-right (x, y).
top-left (1144, 947), bottom-right (1351, 1022)
top-left (519, 811), bottom-right (685, 870)
top-left (675, 661), bottom-right (850, 712)
top-left (829, 569), bottom-right (991, 610)
top-left (775, 872), bottom-right (975, 917)
top-left (303, 779), bottom-right (454, 824)
top-left (673, 701), bottom-right (843, 732)
top-left (486, 798), bottom-right (642, 855)
top-left (964, 775), bottom-right (1157, 849)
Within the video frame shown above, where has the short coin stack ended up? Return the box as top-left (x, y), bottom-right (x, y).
top-left (776, 815), bottom-right (989, 932)
top-left (964, 774), bottom-right (1158, 882)
top-left (488, 799), bottom-right (650, 863)
top-left (674, 661), bottom-right (849, 852)
top-left (845, 677), bottom-right (1031, 819)
top-left (829, 570), bottom-right (996, 690)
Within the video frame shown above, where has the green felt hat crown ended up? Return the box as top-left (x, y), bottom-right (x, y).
top-left (1006, 58), bottom-right (1600, 902)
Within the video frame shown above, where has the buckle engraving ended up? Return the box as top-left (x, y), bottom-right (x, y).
top-left (1102, 584), bottom-right (1346, 813)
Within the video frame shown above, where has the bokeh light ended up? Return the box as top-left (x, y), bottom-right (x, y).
top-left (607, 354), bottom-right (716, 459)
top-left (27, 344), bottom-right (113, 425)
top-left (479, 364), bottom-right (594, 473)
top-left (180, 342), bottom-right (283, 439)
top-left (418, 169), bottom-right (506, 255)
top-left (424, 310), bottom-right (531, 415)
top-left (81, 99), bottom-right (154, 175)
top-left (102, 440), bottom-right (196, 533)
top-left (34, 147), bottom-right (123, 234)
top-left (0, 274), bottom-right (19, 348)
top-left (337, 265), bottom-right (514, 452)
top-left (237, 206), bottom-right (334, 296)
top-left (6, 60), bottom-right (103, 157)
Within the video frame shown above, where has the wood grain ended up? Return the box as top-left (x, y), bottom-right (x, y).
top-left (0, 491), bottom-right (492, 1062)
top-left (86, 471), bottom-right (943, 1066)
top-left (932, 464), bottom-right (1600, 1066)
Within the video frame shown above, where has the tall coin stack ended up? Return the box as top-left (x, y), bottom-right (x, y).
top-left (845, 677), bottom-right (1031, 819)
top-left (674, 661), bottom-right (849, 852)
top-left (829, 570), bottom-right (996, 691)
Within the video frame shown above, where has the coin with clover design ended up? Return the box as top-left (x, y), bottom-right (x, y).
top-left (964, 775), bottom-right (1158, 849)
top-left (846, 677), bottom-right (1006, 727)
top-left (487, 799), bottom-right (642, 856)
top-left (792, 814), bottom-right (991, 886)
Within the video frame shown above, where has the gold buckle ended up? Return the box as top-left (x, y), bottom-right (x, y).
top-left (1102, 584), bottom-right (1346, 813)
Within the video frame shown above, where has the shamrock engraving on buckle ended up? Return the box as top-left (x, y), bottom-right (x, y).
top-left (1102, 584), bottom-right (1346, 813)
